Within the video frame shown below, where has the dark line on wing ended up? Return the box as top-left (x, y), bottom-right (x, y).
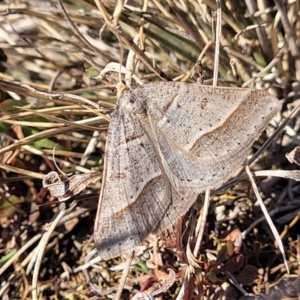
top-left (113, 174), bottom-right (163, 219)
top-left (189, 104), bottom-right (244, 151)
top-left (163, 94), bottom-right (178, 112)
top-left (117, 132), bottom-right (146, 147)
top-left (125, 133), bottom-right (145, 143)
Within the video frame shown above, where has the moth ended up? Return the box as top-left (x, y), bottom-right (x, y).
top-left (94, 82), bottom-right (281, 260)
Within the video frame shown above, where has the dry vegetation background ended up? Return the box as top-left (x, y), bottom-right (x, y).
top-left (0, 0), bottom-right (300, 299)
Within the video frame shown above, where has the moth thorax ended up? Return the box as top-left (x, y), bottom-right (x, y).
top-left (124, 92), bottom-right (147, 117)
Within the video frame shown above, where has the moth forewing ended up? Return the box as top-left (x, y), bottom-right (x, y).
top-left (137, 84), bottom-right (281, 193)
top-left (94, 99), bottom-right (193, 260)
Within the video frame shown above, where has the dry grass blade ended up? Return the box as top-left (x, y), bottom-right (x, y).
top-left (245, 165), bottom-right (289, 273)
top-left (31, 202), bottom-right (68, 300)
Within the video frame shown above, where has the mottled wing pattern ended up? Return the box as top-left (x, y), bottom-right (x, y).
top-left (135, 83), bottom-right (281, 194)
top-left (94, 103), bottom-right (197, 260)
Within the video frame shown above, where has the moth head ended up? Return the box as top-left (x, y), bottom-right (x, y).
top-left (119, 89), bottom-right (148, 118)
